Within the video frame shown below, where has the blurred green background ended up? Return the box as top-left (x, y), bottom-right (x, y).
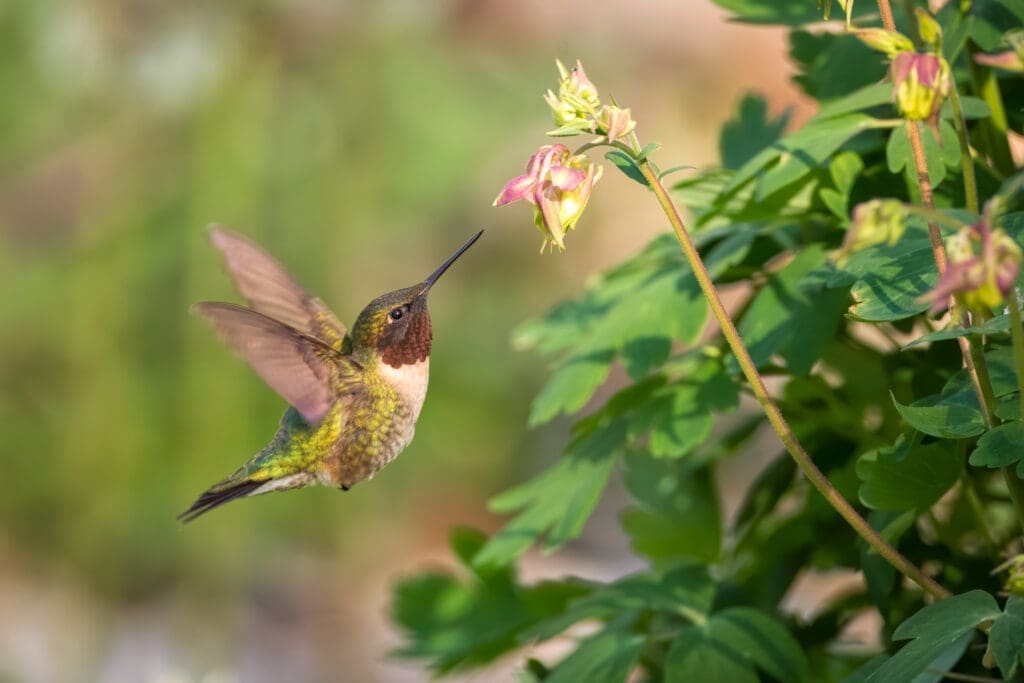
top-left (0, 1), bottom-right (801, 680)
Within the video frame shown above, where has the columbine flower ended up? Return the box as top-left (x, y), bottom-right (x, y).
top-left (595, 105), bottom-right (636, 142)
top-left (834, 199), bottom-right (906, 265)
top-left (890, 52), bottom-right (952, 121)
top-left (922, 209), bottom-right (1022, 313)
top-left (544, 59), bottom-right (601, 133)
top-left (494, 144), bottom-right (603, 252)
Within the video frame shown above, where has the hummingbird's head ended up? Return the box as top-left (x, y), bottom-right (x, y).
top-left (350, 231), bottom-right (482, 369)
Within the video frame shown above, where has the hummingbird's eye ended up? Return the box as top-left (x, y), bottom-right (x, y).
top-left (389, 307), bottom-right (404, 321)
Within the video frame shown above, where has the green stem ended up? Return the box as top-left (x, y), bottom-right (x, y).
top-left (947, 87), bottom-right (979, 214)
top-left (967, 44), bottom-right (1015, 177)
top-left (1010, 290), bottom-right (1024, 424)
top-left (961, 472), bottom-right (997, 553)
top-left (1004, 290), bottom-right (1024, 534)
top-left (632, 155), bottom-right (951, 600)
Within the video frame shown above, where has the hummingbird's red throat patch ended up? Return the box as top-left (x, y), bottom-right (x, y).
top-left (382, 314), bottom-right (432, 368)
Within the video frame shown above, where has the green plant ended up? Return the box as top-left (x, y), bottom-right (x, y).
top-left (391, 1), bottom-right (1024, 680)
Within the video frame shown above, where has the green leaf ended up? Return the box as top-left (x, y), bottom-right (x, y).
top-left (989, 596), bottom-right (1024, 680)
top-left (944, 346), bottom-right (1021, 400)
top-left (857, 435), bottom-right (962, 511)
top-left (901, 313), bottom-right (1010, 349)
top-left (820, 150), bottom-right (865, 219)
top-left (474, 420), bottom-right (625, 568)
top-left (391, 529), bottom-right (590, 673)
top-left (969, 421), bottom-right (1024, 469)
top-left (719, 94), bottom-right (791, 170)
top-left (544, 624), bottom-right (645, 683)
top-left (892, 393), bottom-right (986, 438)
top-left (941, 96), bottom-right (992, 120)
top-left (841, 223), bottom-right (941, 321)
top-left (886, 122), bottom-right (957, 187)
top-left (864, 591), bottom-right (1000, 683)
top-left (755, 113), bottom-right (884, 200)
top-left (666, 625), bottom-right (759, 683)
top-left (789, 31), bottom-right (887, 100)
top-left (605, 149), bottom-right (648, 186)
top-left (732, 245), bottom-right (850, 373)
top-left (706, 608), bottom-right (811, 683)
top-left (621, 453), bottom-right (722, 564)
top-left (527, 566), bottom-right (716, 641)
top-left (711, 0), bottom-right (873, 26)
top-left (665, 607), bottom-right (810, 683)
top-left (528, 351), bottom-right (613, 426)
top-left (815, 82), bottom-right (894, 119)
top-left (725, 112), bottom-right (880, 198)
top-left (589, 566), bottom-right (716, 615)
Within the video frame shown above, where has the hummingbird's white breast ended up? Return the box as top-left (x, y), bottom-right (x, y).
top-left (379, 357), bottom-right (431, 423)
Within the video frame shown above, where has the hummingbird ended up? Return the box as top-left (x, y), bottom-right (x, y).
top-left (178, 227), bottom-right (483, 522)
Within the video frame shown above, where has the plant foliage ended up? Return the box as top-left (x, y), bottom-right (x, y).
top-left (392, 1), bottom-right (1024, 680)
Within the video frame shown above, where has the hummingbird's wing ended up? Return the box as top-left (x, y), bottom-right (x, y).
top-left (209, 227), bottom-right (347, 350)
top-left (192, 302), bottom-right (360, 425)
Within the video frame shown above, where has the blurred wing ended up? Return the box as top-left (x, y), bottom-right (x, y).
top-left (193, 302), bottom-right (359, 425)
top-left (209, 226), bottom-right (347, 349)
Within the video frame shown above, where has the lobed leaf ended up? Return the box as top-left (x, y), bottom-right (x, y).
top-left (857, 435), bottom-right (962, 511)
top-left (474, 419), bottom-right (625, 568)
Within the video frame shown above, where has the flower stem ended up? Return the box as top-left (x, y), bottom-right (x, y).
top-left (1010, 290), bottom-right (1024, 425)
top-left (961, 472), bottom-right (997, 553)
top-left (1004, 289), bottom-right (1024, 535)
top-left (905, 120), bottom-right (947, 273)
top-left (877, 0), bottom-right (896, 33)
top-left (633, 156), bottom-right (951, 600)
top-left (947, 87), bottom-right (979, 215)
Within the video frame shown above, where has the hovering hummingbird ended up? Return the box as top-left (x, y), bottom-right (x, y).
top-left (178, 227), bottom-right (483, 522)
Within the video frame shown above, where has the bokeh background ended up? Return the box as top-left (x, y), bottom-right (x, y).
top-left (0, 2), bottom-right (809, 680)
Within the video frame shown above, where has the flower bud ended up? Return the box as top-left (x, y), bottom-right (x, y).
top-left (834, 199), bottom-right (906, 265)
top-left (853, 28), bottom-right (915, 57)
top-left (545, 59), bottom-right (602, 136)
top-left (914, 9), bottom-right (943, 49)
top-left (890, 52), bottom-right (952, 121)
top-left (595, 105), bottom-right (636, 142)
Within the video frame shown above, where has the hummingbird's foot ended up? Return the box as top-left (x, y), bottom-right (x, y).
top-left (341, 484), bottom-right (351, 491)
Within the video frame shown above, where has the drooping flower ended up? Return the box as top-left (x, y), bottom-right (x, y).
top-left (544, 59), bottom-right (601, 131)
top-left (494, 144), bottom-right (603, 252)
top-left (921, 208), bottom-right (1022, 313)
top-left (890, 52), bottom-right (952, 121)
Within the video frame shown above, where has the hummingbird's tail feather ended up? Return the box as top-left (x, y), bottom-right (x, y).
top-left (177, 479), bottom-right (265, 523)
top-left (178, 471), bottom-right (317, 523)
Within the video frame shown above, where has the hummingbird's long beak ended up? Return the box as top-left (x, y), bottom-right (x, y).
top-left (420, 230), bottom-right (484, 294)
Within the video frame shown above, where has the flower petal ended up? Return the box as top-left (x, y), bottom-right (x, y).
top-left (493, 175), bottom-right (537, 206)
